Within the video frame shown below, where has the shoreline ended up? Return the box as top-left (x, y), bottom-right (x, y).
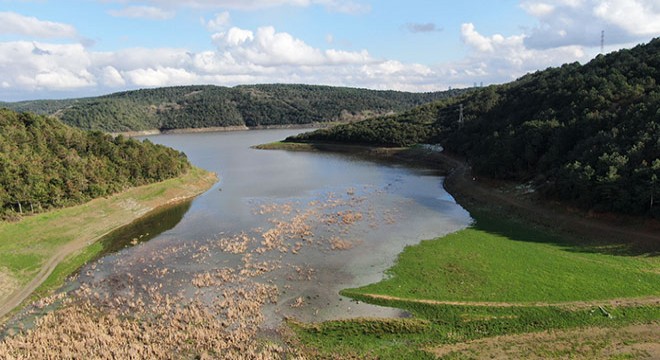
top-left (260, 141), bottom-right (659, 249)
top-left (0, 167), bottom-right (218, 322)
top-left (110, 123), bottom-right (329, 138)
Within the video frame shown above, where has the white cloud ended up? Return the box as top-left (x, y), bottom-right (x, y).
top-left (0, 24), bottom-right (441, 99)
top-left (100, 66), bottom-right (126, 87)
top-left (521, 0), bottom-right (660, 49)
top-left (0, 8), bottom-right (655, 101)
top-left (123, 66), bottom-right (198, 87)
top-left (213, 26), bottom-right (368, 66)
top-left (215, 27), bottom-right (255, 46)
top-left (107, 6), bottom-right (175, 20)
top-left (0, 41), bottom-right (95, 91)
top-left (521, 2), bottom-right (555, 16)
top-left (454, 23), bottom-right (588, 86)
top-left (203, 11), bottom-right (230, 31)
top-left (593, 1), bottom-right (660, 35)
top-left (325, 49), bottom-right (370, 64)
top-left (461, 23), bottom-right (495, 52)
top-left (0, 12), bottom-right (78, 39)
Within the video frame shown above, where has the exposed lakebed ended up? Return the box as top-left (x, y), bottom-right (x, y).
top-left (4, 129), bottom-right (472, 355)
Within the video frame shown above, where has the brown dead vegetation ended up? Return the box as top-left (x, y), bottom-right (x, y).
top-left (0, 186), bottom-right (399, 359)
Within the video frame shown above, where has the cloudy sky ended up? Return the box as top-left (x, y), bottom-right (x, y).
top-left (0, 0), bottom-right (658, 101)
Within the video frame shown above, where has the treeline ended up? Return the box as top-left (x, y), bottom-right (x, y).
top-left (3, 85), bottom-right (467, 132)
top-left (289, 38), bottom-right (660, 217)
top-left (0, 109), bottom-right (190, 219)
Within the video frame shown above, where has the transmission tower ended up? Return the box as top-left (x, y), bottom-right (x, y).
top-left (600, 30), bottom-right (604, 54)
top-left (458, 104), bottom-right (464, 128)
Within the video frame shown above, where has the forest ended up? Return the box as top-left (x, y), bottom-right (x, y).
top-left (289, 38), bottom-right (660, 217)
top-left (3, 84), bottom-right (466, 132)
top-left (0, 109), bottom-right (190, 219)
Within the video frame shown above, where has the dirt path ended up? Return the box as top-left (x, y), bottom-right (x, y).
top-left (429, 322), bottom-right (660, 359)
top-left (359, 293), bottom-right (660, 309)
top-left (0, 235), bottom-right (102, 319)
top-left (439, 152), bottom-right (660, 246)
top-left (0, 169), bottom-right (217, 321)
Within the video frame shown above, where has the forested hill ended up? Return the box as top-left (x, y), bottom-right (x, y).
top-left (2, 84), bottom-right (465, 132)
top-left (0, 109), bottom-right (190, 219)
top-left (290, 38), bottom-right (660, 217)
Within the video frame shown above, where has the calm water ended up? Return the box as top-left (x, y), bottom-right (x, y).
top-left (68, 129), bottom-right (472, 327)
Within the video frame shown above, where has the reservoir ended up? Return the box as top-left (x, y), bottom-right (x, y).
top-left (66, 129), bottom-right (472, 327)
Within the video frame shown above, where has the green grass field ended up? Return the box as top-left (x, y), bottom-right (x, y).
top-left (290, 213), bottom-right (660, 359)
top-left (348, 214), bottom-right (660, 303)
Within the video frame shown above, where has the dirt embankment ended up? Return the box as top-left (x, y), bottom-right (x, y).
top-left (356, 146), bottom-right (659, 252)
top-left (439, 154), bottom-right (659, 250)
top-left (110, 123), bottom-right (329, 138)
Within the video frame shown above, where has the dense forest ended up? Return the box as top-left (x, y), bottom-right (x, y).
top-left (290, 38), bottom-right (660, 217)
top-left (3, 85), bottom-right (466, 132)
top-left (0, 109), bottom-right (190, 219)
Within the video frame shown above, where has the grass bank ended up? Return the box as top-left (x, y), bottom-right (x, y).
top-left (0, 167), bottom-right (217, 320)
top-left (290, 213), bottom-right (660, 359)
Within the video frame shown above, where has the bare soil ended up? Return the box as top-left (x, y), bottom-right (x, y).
top-left (436, 152), bottom-right (660, 250)
top-left (430, 322), bottom-right (660, 359)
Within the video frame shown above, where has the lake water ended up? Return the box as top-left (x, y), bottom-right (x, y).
top-left (66, 129), bottom-right (472, 328)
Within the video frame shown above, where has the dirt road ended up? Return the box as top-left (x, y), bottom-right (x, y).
top-left (0, 169), bottom-right (217, 321)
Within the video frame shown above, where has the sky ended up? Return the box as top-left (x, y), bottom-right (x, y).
top-left (0, 0), bottom-right (658, 101)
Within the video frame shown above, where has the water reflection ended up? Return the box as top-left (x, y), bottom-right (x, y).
top-left (98, 201), bottom-right (192, 256)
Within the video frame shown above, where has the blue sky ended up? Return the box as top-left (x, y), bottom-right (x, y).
top-left (0, 0), bottom-right (658, 101)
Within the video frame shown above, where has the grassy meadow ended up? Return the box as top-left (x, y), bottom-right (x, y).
top-left (290, 212), bottom-right (660, 359)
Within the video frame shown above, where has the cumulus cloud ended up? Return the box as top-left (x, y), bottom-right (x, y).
top-left (0, 41), bottom-right (95, 91)
top-left (452, 22), bottom-right (587, 86)
top-left (0, 12), bottom-right (78, 39)
top-left (593, 1), bottom-right (660, 35)
top-left (212, 26), bottom-right (371, 66)
top-left (123, 66), bottom-right (198, 87)
top-left (107, 6), bottom-right (175, 20)
top-left (520, 0), bottom-right (660, 49)
top-left (0, 24), bottom-right (438, 100)
top-left (100, 66), bottom-right (126, 87)
top-left (404, 22), bottom-right (443, 33)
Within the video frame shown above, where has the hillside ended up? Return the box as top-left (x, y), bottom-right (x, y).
top-left (0, 109), bottom-right (190, 219)
top-left (2, 84), bottom-right (466, 132)
top-left (289, 38), bottom-right (660, 217)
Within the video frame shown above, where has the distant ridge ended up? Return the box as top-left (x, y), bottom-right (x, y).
top-left (1, 84), bottom-right (467, 133)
